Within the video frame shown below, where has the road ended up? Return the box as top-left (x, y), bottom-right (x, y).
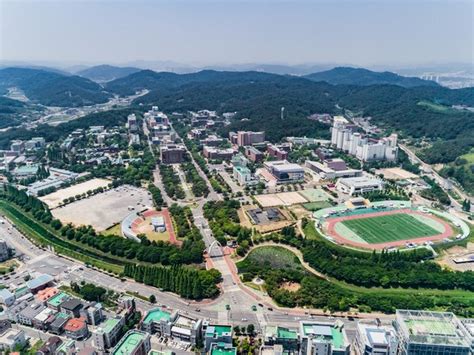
top-left (400, 144), bottom-right (472, 206)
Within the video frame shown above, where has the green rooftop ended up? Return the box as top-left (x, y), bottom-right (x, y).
top-left (211, 343), bottom-right (237, 355)
top-left (148, 351), bottom-right (173, 355)
top-left (302, 324), bottom-right (345, 350)
top-left (206, 325), bottom-right (232, 337)
top-left (112, 331), bottom-right (147, 355)
top-left (330, 328), bottom-right (344, 349)
top-left (47, 292), bottom-right (69, 307)
top-left (405, 319), bottom-right (457, 336)
top-left (102, 317), bottom-right (122, 334)
top-left (277, 327), bottom-right (298, 340)
top-left (143, 308), bottom-right (171, 324)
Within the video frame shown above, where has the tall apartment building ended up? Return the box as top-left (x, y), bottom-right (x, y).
top-left (330, 116), bottom-right (398, 162)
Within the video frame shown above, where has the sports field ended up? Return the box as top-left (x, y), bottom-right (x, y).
top-left (341, 213), bottom-right (439, 244)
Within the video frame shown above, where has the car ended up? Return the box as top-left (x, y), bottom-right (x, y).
top-left (195, 308), bottom-right (201, 312)
top-left (225, 304), bottom-right (231, 310)
top-left (251, 305), bottom-right (257, 311)
top-left (267, 307), bottom-right (273, 311)
top-left (258, 303), bottom-right (263, 307)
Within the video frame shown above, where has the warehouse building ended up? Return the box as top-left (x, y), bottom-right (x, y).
top-left (335, 176), bottom-right (384, 196)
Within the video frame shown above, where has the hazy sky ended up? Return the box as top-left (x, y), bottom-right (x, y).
top-left (0, 0), bottom-right (472, 67)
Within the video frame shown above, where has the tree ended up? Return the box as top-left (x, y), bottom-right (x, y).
top-left (149, 294), bottom-right (157, 303)
top-left (246, 324), bottom-right (255, 336)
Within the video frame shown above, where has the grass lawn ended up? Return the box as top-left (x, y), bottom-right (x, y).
top-left (237, 246), bottom-right (304, 273)
top-left (341, 213), bottom-right (440, 244)
top-left (303, 201), bottom-right (333, 211)
top-left (417, 100), bottom-right (456, 113)
top-left (103, 223), bottom-right (121, 236)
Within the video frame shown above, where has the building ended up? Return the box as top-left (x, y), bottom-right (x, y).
top-left (203, 323), bottom-right (232, 351)
top-left (49, 313), bottom-right (71, 335)
top-left (203, 146), bottom-right (235, 161)
top-left (0, 328), bottom-right (25, 352)
top-left (231, 153), bottom-right (249, 167)
top-left (244, 146), bottom-right (264, 162)
top-left (141, 308), bottom-right (172, 336)
top-left (299, 321), bottom-right (350, 355)
top-left (64, 317), bottom-right (89, 340)
top-left (305, 160), bottom-right (362, 180)
top-left (0, 239), bottom-right (10, 262)
top-left (0, 289), bottom-right (15, 306)
top-left (201, 135), bottom-right (224, 147)
top-left (189, 128), bottom-right (207, 139)
top-left (264, 160), bottom-right (305, 184)
top-left (10, 140), bottom-right (24, 153)
top-left (37, 336), bottom-right (63, 355)
top-left (394, 310), bottom-right (472, 355)
top-left (81, 302), bottom-right (103, 326)
top-left (330, 117), bottom-right (398, 162)
top-left (264, 325), bottom-right (299, 353)
top-left (127, 114), bottom-right (139, 132)
top-left (36, 287), bottom-right (60, 303)
top-left (210, 342), bottom-right (237, 355)
top-left (236, 131), bottom-right (265, 146)
top-left (461, 319), bottom-right (474, 353)
top-left (335, 177), bottom-right (384, 196)
top-left (260, 344), bottom-right (284, 355)
top-left (60, 298), bottom-right (84, 318)
top-left (151, 216), bottom-right (166, 233)
top-left (160, 144), bottom-right (186, 164)
top-left (25, 137), bottom-right (46, 151)
top-left (56, 339), bottom-right (76, 355)
top-left (18, 303), bottom-right (46, 326)
top-left (267, 144), bottom-right (290, 160)
top-left (111, 330), bottom-right (151, 355)
top-left (170, 313), bottom-right (202, 345)
top-left (233, 165), bottom-right (258, 186)
top-left (46, 291), bottom-right (70, 311)
top-left (354, 322), bottom-right (398, 355)
top-left (32, 307), bottom-right (54, 330)
top-left (93, 315), bottom-right (125, 350)
top-left (26, 274), bottom-right (54, 293)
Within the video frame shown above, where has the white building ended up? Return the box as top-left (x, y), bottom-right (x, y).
top-left (299, 320), bottom-right (350, 355)
top-left (0, 289), bottom-right (15, 306)
top-left (354, 322), bottom-right (398, 355)
top-left (336, 176), bottom-right (384, 196)
top-left (330, 117), bottom-right (398, 162)
top-left (0, 328), bottom-right (26, 352)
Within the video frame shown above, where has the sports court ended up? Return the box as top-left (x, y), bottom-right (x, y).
top-left (298, 188), bottom-right (330, 202)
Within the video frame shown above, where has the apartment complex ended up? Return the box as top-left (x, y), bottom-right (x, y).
top-left (331, 116), bottom-right (398, 162)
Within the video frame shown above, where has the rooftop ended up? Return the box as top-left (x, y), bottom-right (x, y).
top-left (60, 298), bottom-right (83, 311)
top-left (26, 274), bottom-right (54, 290)
top-left (112, 330), bottom-right (149, 355)
top-left (47, 292), bottom-right (70, 307)
top-left (101, 317), bottom-right (123, 334)
top-left (64, 317), bottom-right (87, 332)
top-left (396, 310), bottom-right (471, 347)
top-left (210, 342), bottom-right (237, 355)
top-left (301, 322), bottom-right (346, 350)
top-left (143, 309), bottom-right (171, 325)
top-left (206, 325), bottom-right (232, 337)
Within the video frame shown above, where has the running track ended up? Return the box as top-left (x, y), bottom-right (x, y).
top-left (324, 209), bottom-right (454, 250)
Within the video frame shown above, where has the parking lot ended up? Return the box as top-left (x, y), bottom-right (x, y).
top-left (52, 185), bottom-right (153, 231)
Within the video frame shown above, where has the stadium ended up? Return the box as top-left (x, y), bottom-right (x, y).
top-left (121, 208), bottom-right (179, 245)
top-left (313, 199), bottom-right (469, 250)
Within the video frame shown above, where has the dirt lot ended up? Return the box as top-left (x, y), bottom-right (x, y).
top-left (375, 167), bottom-right (418, 180)
top-left (436, 242), bottom-right (474, 271)
top-left (40, 178), bottom-right (111, 208)
top-left (280, 281), bottom-right (301, 292)
top-left (52, 185), bottom-right (153, 231)
top-left (255, 191), bottom-right (308, 207)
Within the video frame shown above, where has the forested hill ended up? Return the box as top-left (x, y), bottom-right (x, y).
top-left (0, 67), bottom-right (111, 107)
top-left (304, 67), bottom-right (438, 88)
top-left (105, 69), bottom-right (287, 96)
top-left (128, 70), bottom-right (473, 148)
top-left (77, 64), bottom-right (141, 82)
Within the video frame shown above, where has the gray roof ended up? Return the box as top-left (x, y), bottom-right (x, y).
top-left (19, 303), bottom-right (45, 319)
top-left (60, 298), bottom-right (83, 311)
top-left (26, 274), bottom-right (54, 290)
top-left (0, 289), bottom-right (14, 300)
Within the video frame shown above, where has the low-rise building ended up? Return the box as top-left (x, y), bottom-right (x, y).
top-left (0, 327), bottom-right (25, 352)
top-left (64, 317), bottom-right (89, 340)
top-left (236, 131), bottom-right (265, 147)
top-left (203, 146), bottom-right (235, 161)
top-left (60, 298), bottom-right (84, 318)
top-left (305, 160), bottom-right (362, 180)
top-left (0, 289), bottom-right (15, 306)
top-left (233, 166), bottom-right (258, 186)
top-left (26, 274), bottom-right (54, 293)
top-left (170, 313), bottom-right (202, 345)
top-left (141, 308), bottom-right (172, 336)
top-left (203, 323), bottom-right (232, 351)
top-left (18, 303), bottom-right (46, 326)
top-left (0, 239), bottom-right (10, 262)
top-left (46, 291), bottom-right (70, 311)
top-left (244, 146), bottom-right (264, 162)
top-left (81, 302), bottom-right (103, 326)
top-left (201, 135), bottom-right (224, 147)
top-left (264, 325), bottom-right (299, 353)
top-left (37, 335), bottom-right (63, 355)
top-left (335, 176), bottom-right (384, 196)
top-left (354, 322), bottom-right (398, 355)
top-left (111, 330), bottom-right (151, 355)
top-left (49, 312), bottom-right (71, 335)
top-left (210, 342), bottom-right (237, 355)
top-left (299, 321), bottom-right (350, 355)
top-left (92, 315), bottom-right (125, 351)
top-left (267, 144), bottom-right (290, 160)
top-left (264, 160), bottom-right (304, 184)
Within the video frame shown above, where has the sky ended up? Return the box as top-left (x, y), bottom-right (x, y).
top-left (0, 0), bottom-right (472, 68)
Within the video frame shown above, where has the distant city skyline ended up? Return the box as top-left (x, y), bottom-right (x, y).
top-left (0, 0), bottom-right (472, 67)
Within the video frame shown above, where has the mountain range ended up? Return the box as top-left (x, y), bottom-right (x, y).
top-left (76, 64), bottom-right (141, 82)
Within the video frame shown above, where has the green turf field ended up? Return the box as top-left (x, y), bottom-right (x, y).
top-left (341, 213), bottom-right (440, 244)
